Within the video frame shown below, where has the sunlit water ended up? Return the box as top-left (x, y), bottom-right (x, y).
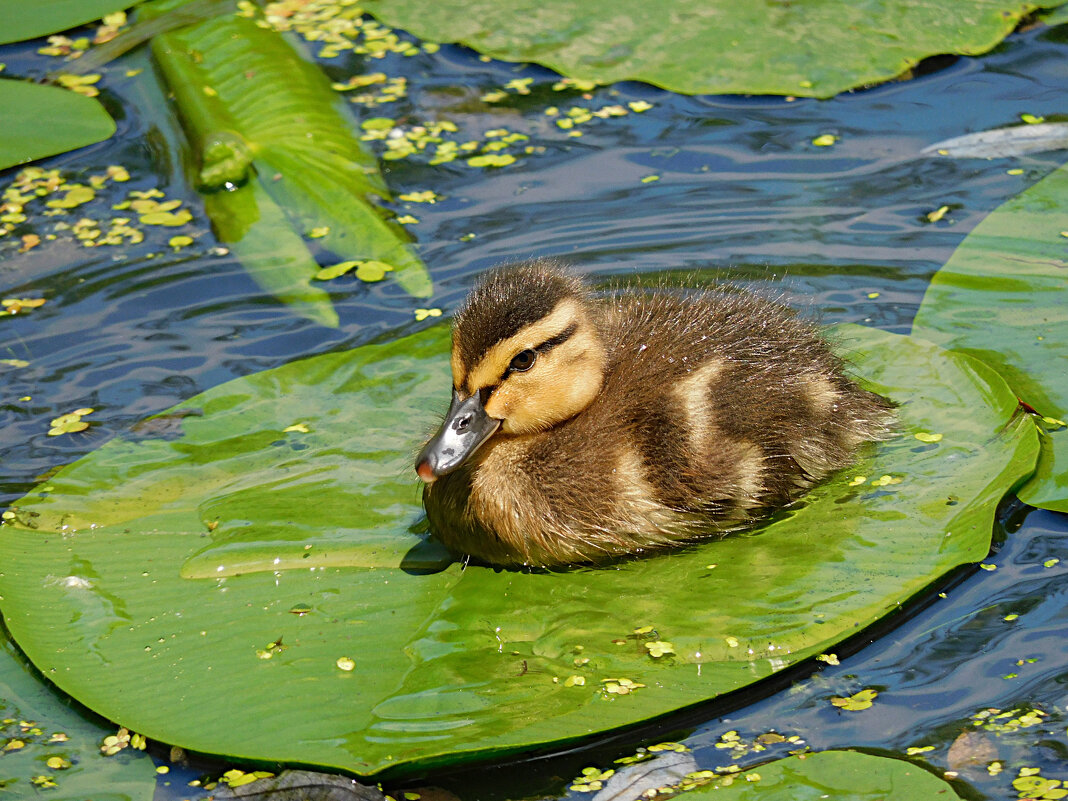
top-left (0, 16), bottom-right (1066, 801)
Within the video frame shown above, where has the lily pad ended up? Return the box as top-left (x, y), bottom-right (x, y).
top-left (0, 78), bottom-right (116, 171)
top-left (913, 161), bottom-right (1068, 511)
top-left (360, 0), bottom-right (1065, 98)
top-left (685, 751), bottom-right (961, 800)
top-left (0, 0), bottom-right (133, 45)
top-left (0, 324), bottom-right (1037, 775)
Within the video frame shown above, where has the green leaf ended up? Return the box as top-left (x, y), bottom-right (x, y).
top-left (0, 78), bottom-right (116, 170)
top-left (913, 161), bottom-right (1068, 512)
top-left (0, 631), bottom-right (157, 800)
top-left (149, 14), bottom-right (432, 311)
top-left (0, 325), bottom-right (1037, 775)
top-left (360, 0), bottom-right (1064, 98)
top-left (0, 0), bottom-right (134, 44)
top-left (204, 180), bottom-right (340, 329)
top-left (684, 751), bottom-right (962, 799)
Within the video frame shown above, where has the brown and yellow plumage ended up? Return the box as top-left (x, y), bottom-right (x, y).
top-left (416, 260), bottom-right (892, 567)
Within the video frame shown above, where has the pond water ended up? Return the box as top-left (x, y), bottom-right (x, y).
top-left (0, 13), bottom-right (1066, 801)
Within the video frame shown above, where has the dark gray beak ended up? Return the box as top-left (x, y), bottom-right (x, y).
top-left (416, 390), bottom-right (501, 483)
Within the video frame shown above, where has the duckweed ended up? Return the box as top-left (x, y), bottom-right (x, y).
top-left (47, 408), bottom-right (94, 437)
top-left (222, 768), bottom-right (275, 787)
top-left (1012, 767), bottom-right (1067, 799)
top-left (55, 73), bottom-right (102, 97)
top-left (602, 677), bottom-right (645, 695)
top-left (972, 706), bottom-right (1050, 733)
top-left (252, 0), bottom-right (432, 61)
top-left (569, 766), bottom-right (614, 792)
top-left (1, 297), bottom-right (46, 316)
top-left (915, 431), bottom-right (944, 442)
top-left (2, 167), bottom-right (192, 250)
top-left (644, 640), bottom-right (675, 658)
top-left (830, 688), bottom-right (878, 710)
top-left (100, 726), bottom-right (145, 756)
top-left (398, 190), bottom-right (441, 203)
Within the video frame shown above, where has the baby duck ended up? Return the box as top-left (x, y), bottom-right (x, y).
top-left (416, 260), bottom-right (892, 568)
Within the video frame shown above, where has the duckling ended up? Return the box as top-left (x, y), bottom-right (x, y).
top-left (416, 260), bottom-right (892, 568)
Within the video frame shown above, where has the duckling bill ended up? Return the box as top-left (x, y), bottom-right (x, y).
top-left (416, 260), bottom-right (892, 568)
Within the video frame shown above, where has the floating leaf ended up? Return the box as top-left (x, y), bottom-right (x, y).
top-left (0, 78), bottom-right (115, 170)
top-left (359, 0), bottom-right (1061, 98)
top-left (0, 325), bottom-right (1037, 775)
top-left (683, 750), bottom-right (962, 799)
top-left (0, 0), bottom-right (135, 45)
top-left (913, 161), bottom-right (1068, 511)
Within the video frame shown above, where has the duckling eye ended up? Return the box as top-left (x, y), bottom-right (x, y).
top-left (509, 349), bottom-right (537, 373)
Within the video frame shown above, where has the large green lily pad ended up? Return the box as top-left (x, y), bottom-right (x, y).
top-left (0, 78), bottom-right (116, 171)
top-left (686, 751), bottom-right (961, 800)
top-left (913, 162), bottom-right (1068, 512)
top-left (0, 324), bottom-right (1037, 776)
top-left (0, 0), bottom-right (134, 45)
top-left (360, 0), bottom-right (1065, 98)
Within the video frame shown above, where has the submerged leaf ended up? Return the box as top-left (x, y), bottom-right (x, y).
top-left (205, 180), bottom-right (339, 328)
top-left (922, 123), bottom-right (1068, 159)
top-left (150, 13), bottom-right (431, 315)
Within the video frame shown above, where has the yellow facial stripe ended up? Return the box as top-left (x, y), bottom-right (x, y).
top-left (484, 327), bottom-right (604, 432)
top-left (462, 298), bottom-right (582, 393)
top-left (450, 346), bottom-right (465, 392)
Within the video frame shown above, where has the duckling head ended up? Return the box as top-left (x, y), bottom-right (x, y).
top-left (416, 260), bottom-right (607, 482)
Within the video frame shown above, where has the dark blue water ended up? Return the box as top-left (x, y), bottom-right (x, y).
top-left (1, 13), bottom-right (1066, 801)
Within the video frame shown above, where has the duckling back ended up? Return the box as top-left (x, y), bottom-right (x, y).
top-left (418, 261), bottom-right (893, 567)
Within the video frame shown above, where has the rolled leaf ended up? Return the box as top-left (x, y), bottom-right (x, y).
top-left (150, 12), bottom-right (432, 316)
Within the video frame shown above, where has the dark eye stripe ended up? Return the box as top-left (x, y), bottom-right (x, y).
top-left (494, 322), bottom-right (579, 384)
top-left (536, 321), bottom-right (577, 354)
